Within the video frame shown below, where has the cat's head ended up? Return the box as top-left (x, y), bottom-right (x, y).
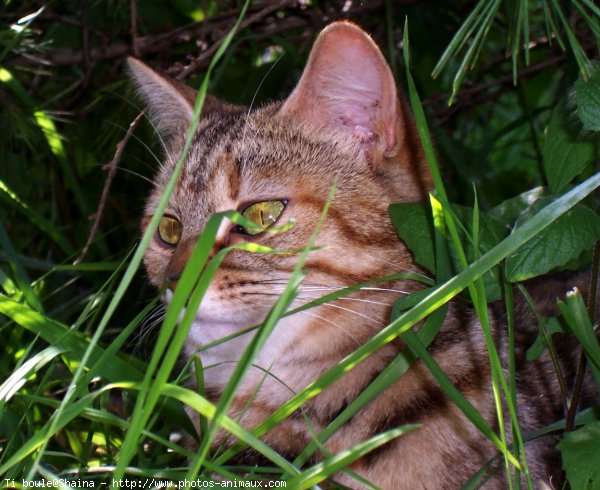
top-left (129, 22), bottom-right (431, 373)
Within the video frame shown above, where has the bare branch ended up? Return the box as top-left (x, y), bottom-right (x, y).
top-left (74, 112), bottom-right (144, 265)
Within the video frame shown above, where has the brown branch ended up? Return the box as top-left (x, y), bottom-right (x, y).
top-left (16, 0), bottom-right (421, 68)
top-left (130, 0), bottom-right (140, 58)
top-left (74, 112), bottom-right (144, 265)
top-left (176, 0), bottom-right (293, 80)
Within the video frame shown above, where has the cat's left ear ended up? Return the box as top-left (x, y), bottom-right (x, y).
top-left (280, 22), bottom-right (400, 157)
top-left (127, 58), bottom-right (196, 140)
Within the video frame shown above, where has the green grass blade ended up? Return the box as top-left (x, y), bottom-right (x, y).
top-left (0, 180), bottom-right (74, 255)
top-left (287, 425), bottom-right (419, 489)
top-left (162, 384), bottom-right (300, 475)
top-left (550, 0), bottom-right (590, 79)
top-left (541, 0), bottom-right (566, 50)
top-left (573, 0), bottom-right (600, 38)
top-left (559, 289), bottom-right (600, 384)
top-left (0, 381), bottom-right (136, 475)
top-left (400, 328), bottom-right (519, 466)
top-left (449, 0), bottom-right (502, 104)
top-left (0, 346), bottom-right (64, 403)
top-left (33, 110), bottom-right (90, 218)
top-left (0, 222), bottom-right (43, 312)
top-left (431, 1), bottom-right (490, 79)
top-left (0, 266), bottom-right (17, 297)
top-left (407, 22), bottom-right (532, 481)
top-left (21, 394), bottom-right (197, 462)
top-left (0, 295), bottom-right (144, 383)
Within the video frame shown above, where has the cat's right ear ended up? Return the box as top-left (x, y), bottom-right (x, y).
top-left (280, 22), bottom-right (400, 159)
top-left (127, 58), bottom-right (196, 140)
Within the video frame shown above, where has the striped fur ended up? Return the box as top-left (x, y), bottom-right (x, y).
top-left (129, 22), bottom-right (593, 489)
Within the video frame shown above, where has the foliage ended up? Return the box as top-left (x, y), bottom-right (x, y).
top-left (0, 1), bottom-right (599, 489)
top-left (557, 422), bottom-right (600, 489)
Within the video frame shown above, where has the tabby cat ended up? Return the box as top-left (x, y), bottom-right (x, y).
top-left (128, 22), bottom-right (593, 489)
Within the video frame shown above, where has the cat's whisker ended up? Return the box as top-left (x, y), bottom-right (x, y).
top-left (231, 292), bottom-right (366, 342)
top-left (293, 293), bottom-right (393, 308)
top-left (354, 249), bottom-right (420, 272)
top-left (267, 283), bottom-right (413, 296)
top-left (296, 298), bottom-right (385, 327)
top-left (106, 119), bottom-right (166, 172)
top-left (113, 166), bottom-right (155, 185)
top-left (260, 284), bottom-right (397, 306)
top-left (130, 304), bottom-right (166, 357)
top-left (107, 90), bottom-right (176, 169)
top-left (248, 287), bottom-right (386, 328)
top-left (294, 310), bottom-right (364, 347)
top-left (240, 55), bottom-right (283, 169)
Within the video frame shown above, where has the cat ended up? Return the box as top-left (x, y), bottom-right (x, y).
top-left (128, 21), bottom-right (595, 489)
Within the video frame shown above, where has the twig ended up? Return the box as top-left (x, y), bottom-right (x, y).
top-left (130, 0), bottom-right (140, 58)
top-left (14, 0), bottom-right (397, 68)
top-left (74, 112), bottom-right (144, 265)
top-left (176, 0), bottom-right (292, 80)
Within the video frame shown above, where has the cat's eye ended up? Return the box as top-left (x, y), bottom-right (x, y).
top-left (239, 200), bottom-right (287, 236)
top-left (158, 216), bottom-right (182, 245)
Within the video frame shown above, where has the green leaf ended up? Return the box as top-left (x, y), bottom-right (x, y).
top-left (389, 202), bottom-right (435, 272)
top-left (488, 187), bottom-right (545, 227)
top-left (526, 317), bottom-right (565, 361)
top-left (506, 204), bottom-right (600, 282)
top-left (543, 97), bottom-right (597, 193)
top-left (557, 422), bottom-right (600, 490)
top-left (576, 62), bottom-right (600, 131)
top-left (389, 201), bottom-right (507, 300)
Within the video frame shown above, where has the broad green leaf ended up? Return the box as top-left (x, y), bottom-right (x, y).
top-left (557, 422), bottom-right (600, 490)
top-left (488, 187), bottom-right (545, 227)
top-left (576, 62), bottom-right (600, 131)
top-left (526, 317), bottom-right (565, 361)
top-left (506, 204), bottom-right (600, 282)
top-left (389, 202), bottom-right (507, 299)
top-left (389, 202), bottom-right (435, 272)
top-left (543, 97), bottom-right (597, 193)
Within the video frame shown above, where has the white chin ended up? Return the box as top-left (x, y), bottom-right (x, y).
top-left (163, 290), bottom-right (266, 366)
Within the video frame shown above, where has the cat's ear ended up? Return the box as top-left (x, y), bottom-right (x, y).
top-left (127, 57), bottom-right (196, 139)
top-left (280, 22), bottom-right (400, 157)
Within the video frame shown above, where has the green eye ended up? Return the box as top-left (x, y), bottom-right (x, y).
top-left (158, 216), bottom-right (182, 245)
top-left (240, 200), bottom-right (287, 235)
